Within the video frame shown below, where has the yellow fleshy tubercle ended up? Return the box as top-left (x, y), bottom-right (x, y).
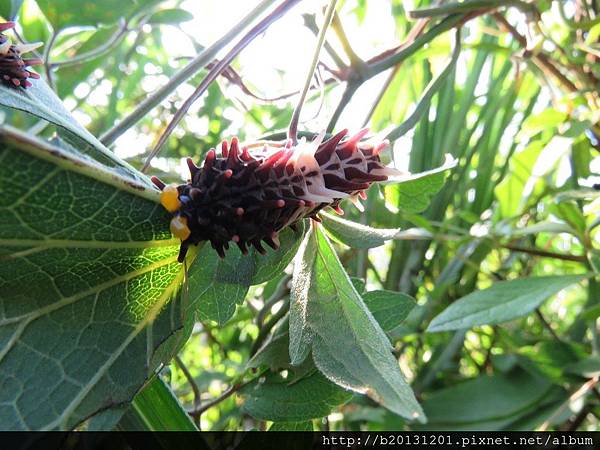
top-left (160, 183), bottom-right (181, 212)
top-left (170, 215), bottom-right (191, 241)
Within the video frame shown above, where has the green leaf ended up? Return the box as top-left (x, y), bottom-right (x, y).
top-left (247, 321), bottom-right (290, 371)
top-left (240, 371), bottom-right (352, 422)
top-left (519, 107), bottom-right (567, 139)
top-left (36, 0), bottom-right (161, 29)
top-left (0, 127), bottom-right (195, 430)
top-left (289, 225), bottom-right (425, 422)
top-left (148, 8), bottom-right (194, 25)
top-left (428, 275), bottom-right (589, 332)
top-left (0, 0), bottom-right (24, 19)
top-left (494, 140), bottom-right (545, 218)
top-left (350, 277), bottom-right (366, 294)
top-left (565, 356), bottom-right (600, 378)
top-left (118, 376), bottom-right (198, 431)
top-left (385, 156), bottom-right (457, 213)
top-left (362, 290), bottom-right (416, 331)
top-left (415, 369), bottom-right (553, 430)
top-left (269, 421), bottom-right (313, 431)
top-left (0, 80), bottom-right (147, 186)
top-left (321, 212), bottom-right (399, 249)
top-left (186, 224), bottom-right (304, 326)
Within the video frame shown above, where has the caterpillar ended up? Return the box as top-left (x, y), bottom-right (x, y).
top-left (152, 129), bottom-right (402, 262)
top-left (0, 22), bottom-right (42, 88)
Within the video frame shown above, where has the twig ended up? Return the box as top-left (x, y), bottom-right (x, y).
top-left (42, 30), bottom-right (59, 90)
top-left (288, 0), bottom-right (338, 143)
top-left (493, 13), bottom-right (579, 93)
top-left (409, 0), bottom-right (535, 19)
top-left (302, 13), bottom-right (347, 70)
top-left (250, 299), bottom-right (290, 356)
top-left (535, 309), bottom-right (562, 343)
top-left (189, 370), bottom-right (267, 417)
top-left (174, 356), bottom-right (202, 429)
top-left (99, 0), bottom-right (280, 146)
top-left (538, 376), bottom-right (599, 431)
top-left (500, 243), bottom-right (588, 263)
top-left (143, 0), bottom-right (301, 172)
top-left (51, 19), bottom-right (129, 68)
top-left (326, 80), bottom-right (359, 132)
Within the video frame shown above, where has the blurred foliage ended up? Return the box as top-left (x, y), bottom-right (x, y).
top-left (1, 0), bottom-right (600, 432)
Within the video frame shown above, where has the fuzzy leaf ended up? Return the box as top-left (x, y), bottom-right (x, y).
top-left (321, 212), bottom-right (399, 249)
top-left (289, 225), bottom-right (425, 422)
top-left (240, 371), bottom-right (352, 422)
top-left (362, 290), bottom-right (416, 331)
top-left (386, 156), bottom-right (457, 213)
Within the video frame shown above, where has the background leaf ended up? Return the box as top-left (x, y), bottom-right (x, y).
top-left (362, 290), bottom-right (416, 331)
top-left (35, 0), bottom-right (162, 30)
top-left (321, 212), bottom-right (399, 249)
top-left (428, 275), bottom-right (589, 332)
top-left (0, 0), bottom-right (23, 20)
top-left (240, 371), bottom-right (352, 422)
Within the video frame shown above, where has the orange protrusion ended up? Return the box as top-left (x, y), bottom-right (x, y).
top-left (160, 184), bottom-right (181, 212)
top-left (170, 215), bottom-right (191, 241)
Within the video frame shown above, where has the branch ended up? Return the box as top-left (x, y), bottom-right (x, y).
top-left (174, 356), bottom-right (202, 429)
top-left (188, 370), bottom-right (267, 417)
top-left (501, 243), bottom-right (588, 263)
top-left (99, 0), bottom-right (280, 146)
top-left (331, 11), bottom-right (364, 69)
top-left (51, 19), bottom-right (129, 68)
top-left (409, 0), bottom-right (536, 19)
top-left (493, 13), bottom-right (579, 93)
top-left (42, 30), bottom-right (59, 90)
top-left (142, 0), bottom-right (302, 171)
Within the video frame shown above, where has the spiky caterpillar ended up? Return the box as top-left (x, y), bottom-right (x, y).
top-left (0, 22), bottom-right (42, 88)
top-left (152, 129), bottom-right (402, 262)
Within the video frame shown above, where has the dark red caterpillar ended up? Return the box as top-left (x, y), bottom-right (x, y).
top-left (0, 22), bottom-right (42, 88)
top-left (152, 129), bottom-right (402, 262)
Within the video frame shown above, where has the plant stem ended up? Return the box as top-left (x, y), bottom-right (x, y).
top-left (302, 13), bottom-right (347, 70)
top-left (42, 30), bottom-right (58, 90)
top-left (288, 0), bottom-right (338, 143)
top-left (409, 0), bottom-right (535, 19)
top-left (331, 11), bottom-right (364, 68)
top-left (326, 80), bottom-right (359, 132)
top-left (501, 243), bottom-right (587, 263)
top-left (174, 355), bottom-right (202, 429)
top-left (189, 370), bottom-right (267, 417)
top-left (99, 0), bottom-right (279, 146)
top-left (51, 19), bottom-right (129, 68)
top-left (142, 0), bottom-right (301, 171)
